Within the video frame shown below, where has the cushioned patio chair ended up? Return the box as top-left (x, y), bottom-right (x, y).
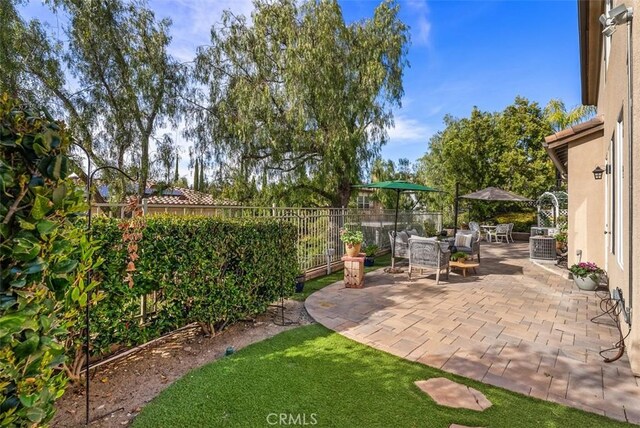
top-left (453, 230), bottom-right (481, 262)
top-left (388, 230), bottom-right (410, 259)
top-left (408, 237), bottom-right (450, 284)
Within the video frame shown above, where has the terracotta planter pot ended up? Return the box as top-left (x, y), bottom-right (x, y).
top-left (345, 242), bottom-right (362, 257)
top-left (574, 276), bottom-right (599, 291)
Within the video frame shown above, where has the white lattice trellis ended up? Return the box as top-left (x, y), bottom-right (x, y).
top-left (536, 191), bottom-right (568, 230)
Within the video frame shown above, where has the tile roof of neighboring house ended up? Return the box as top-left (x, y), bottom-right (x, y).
top-left (543, 116), bottom-right (605, 175)
top-left (140, 187), bottom-right (239, 206)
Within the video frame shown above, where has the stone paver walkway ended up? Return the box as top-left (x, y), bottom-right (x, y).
top-left (306, 243), bottom-right (640, 424)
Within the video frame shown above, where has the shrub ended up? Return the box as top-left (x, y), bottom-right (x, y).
top-left (363, 244), bottom-right (379, 257)
top-left (492, 211), bottom-right (536, 233)
top-left (88, 215), bottom-right (297, 354)
top-left (0, 94), bottom-right (99, 425)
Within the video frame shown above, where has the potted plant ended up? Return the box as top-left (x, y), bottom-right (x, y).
top-left (555, 230), bottom-right (567, 251)
top-left (443, 225), bottom-right (455, 237)
top-left (450, 251), bottom-right (468, 262)
top-left (569, 262), bottom-right (604, 291)
top-left (295, 272), bottom-right (306, 293)
top-left (340, 227), bottom-right (364, 257)
top-left (363, 244), bottom-right (379, 267)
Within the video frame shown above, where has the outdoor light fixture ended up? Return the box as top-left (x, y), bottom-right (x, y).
top-left (592, 165), bottom-right (605, 180)
top-left (599, 3), bottom-right (634, 36)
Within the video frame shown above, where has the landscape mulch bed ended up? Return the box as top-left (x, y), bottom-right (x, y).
top-left (53, 300), bottom-right (313, 427)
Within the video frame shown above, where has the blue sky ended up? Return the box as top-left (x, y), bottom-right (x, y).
top-left (22, 0), bottom-right (583, 172)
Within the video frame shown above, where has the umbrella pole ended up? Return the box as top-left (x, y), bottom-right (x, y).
top-left (392, 189), bottom-right (400, 269)
top-left (453, 182), bottom-right (460, 237)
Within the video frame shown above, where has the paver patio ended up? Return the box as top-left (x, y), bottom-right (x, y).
top-left (305, 242), bottom-right (640, 424)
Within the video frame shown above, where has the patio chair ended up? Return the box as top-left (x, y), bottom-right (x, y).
top-left (408, 237), bottom-right (450, 283)
top-left (507, 223), bottom-right (514, 243)
top-left (453, 230), bottom-right (481, 262)
top-left (468, 221), bottom-right (480, 233)
top-left (488, 224), bottom-right (510, 243)
top-left (388, 230), bottom-right (410, 259)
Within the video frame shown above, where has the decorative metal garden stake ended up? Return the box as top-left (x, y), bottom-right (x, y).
top-left (72, 143), bottom-right (137, 425)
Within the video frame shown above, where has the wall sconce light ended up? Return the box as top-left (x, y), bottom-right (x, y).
top-left (592, 166), bottom-right (605, 180)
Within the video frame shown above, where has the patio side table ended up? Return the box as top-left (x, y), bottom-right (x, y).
top-left (342, 254), bottom-right (365, 288)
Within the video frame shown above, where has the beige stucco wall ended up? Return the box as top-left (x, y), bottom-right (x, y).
top-left (567, 139), bottom-right (606, 268)
top-left (593, 0), bottom-right (639, 374)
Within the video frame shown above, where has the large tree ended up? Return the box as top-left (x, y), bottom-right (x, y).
top-left (1, 0), bottom-right (184, 196)
top-left (189, 0), bottom-right (409, 207)
top-left (417, 96), bottom-right (555, 222)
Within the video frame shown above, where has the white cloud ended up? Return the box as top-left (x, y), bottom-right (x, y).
top-left (414, 15), bottom-right (431, 46)
top-left (406, 0), bottom-right (431, 46)
top-left (387, 115), bottom-right (433, 144)
top-left (150, 0), bottom-right (255, 62)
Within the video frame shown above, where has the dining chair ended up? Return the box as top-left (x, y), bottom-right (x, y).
top-left (491, 224), bottom-right (510, 243)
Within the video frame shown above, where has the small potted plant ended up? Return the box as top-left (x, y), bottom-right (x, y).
top-left (450, 251), bottom-right (468, 262)
top-left (555, 230), bottom-right (567, 251)
top-left (569, 261), bottom-right (604, 291)
top-left (340, 227), bottom-right (364, 257)
top-left (363, 244), bottom-right (379, 267)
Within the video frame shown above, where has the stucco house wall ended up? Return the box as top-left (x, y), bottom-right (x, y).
top-left (566, 138), bottom-right (606, 268)
top-left (580, 0), bottom-right (639, 375)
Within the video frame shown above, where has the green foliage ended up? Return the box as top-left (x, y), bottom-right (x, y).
top-left (3, 0), bottom-right (185, 196)
top-left (417, 97), bottom-right (555, 221)
top-left (555, 231), bottom-right (567, 244)
top-left (190, 0), bottom-right (409, 207)
top-left (569, 262), bottom-right (604, 280)
top-left (0, 94), bottom-right (99, 426)
top-left (544, 99), bottom-right (596, 132)
top-left (338, 227), bottom-right (363, 245)
top-left (423, 219), bottom-right (438, 237)
top-left (89, 215), bottom-right (297, 354)
top-left (451, 252), bottom-right (468, 262)
top-left (491, 211), bottom-right (537, 233)
top-left (363, 244), bottom-right (379, 257)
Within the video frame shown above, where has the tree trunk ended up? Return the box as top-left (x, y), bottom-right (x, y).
top-left (138, 134), bottom-right (150, 197)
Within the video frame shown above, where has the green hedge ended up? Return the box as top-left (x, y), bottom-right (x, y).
top-left (492, 211), bottom-right (537, 233)
top-left (89, 215), bottom-right (297, 357)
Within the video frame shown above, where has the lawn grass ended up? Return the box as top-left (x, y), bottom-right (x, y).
top-left (132, 325), bottom-right (627, 428)
top-left (291, 252), bottom-right (392, 301)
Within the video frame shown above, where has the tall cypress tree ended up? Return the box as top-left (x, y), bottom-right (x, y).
top-left (193, 159), bottom-right (199, 190)
top-left (173, 152), bottom-right (179, 183)
top-left (199, 159), bottom-right (205, 191)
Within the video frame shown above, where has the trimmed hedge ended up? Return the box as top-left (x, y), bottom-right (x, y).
top-left (89, 215), bottom-right (297, 357)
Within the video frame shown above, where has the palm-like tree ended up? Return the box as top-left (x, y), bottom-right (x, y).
top-left (544, 98), bottom-right (597, 132)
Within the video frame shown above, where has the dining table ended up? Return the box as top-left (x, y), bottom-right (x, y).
top-left (480, 225), bottom-right (497, 242)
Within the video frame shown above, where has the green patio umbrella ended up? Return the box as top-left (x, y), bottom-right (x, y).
top-left (353, 180), bottom-right (441, 270)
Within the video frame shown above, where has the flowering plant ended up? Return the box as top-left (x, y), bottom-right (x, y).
top-left (339, 227), bottom-right (364, 246)
top-left (569, 262), bottom-right (604, 280)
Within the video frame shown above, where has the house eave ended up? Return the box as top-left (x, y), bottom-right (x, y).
top-left (579, 0), bottom-right (604, 106)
